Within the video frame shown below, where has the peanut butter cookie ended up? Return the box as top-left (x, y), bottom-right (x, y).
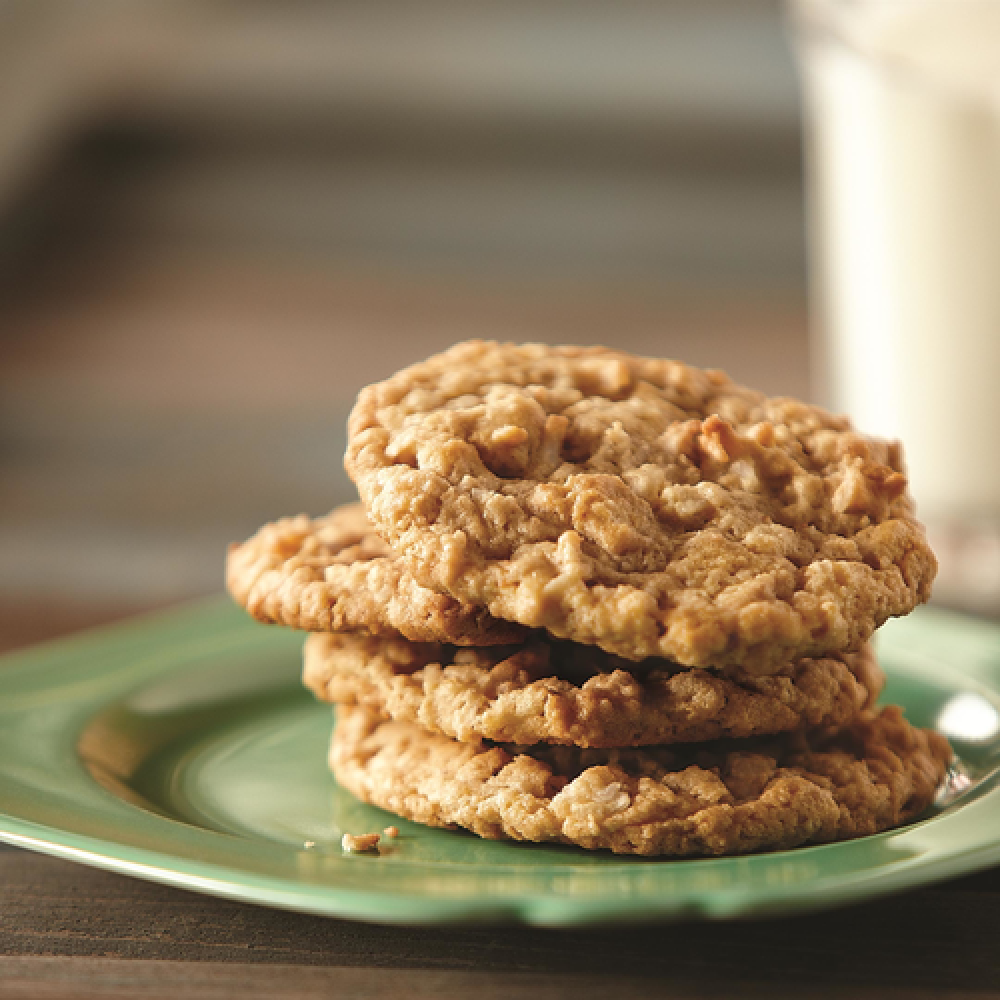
top-left (347, 341), bottom-right (936, 672)
top-left (330, 703), bottom-right (951, 856)
top-left (227, 503), bottom-right (525, 645)
top-left (305, 632), bottom-right (883, 747)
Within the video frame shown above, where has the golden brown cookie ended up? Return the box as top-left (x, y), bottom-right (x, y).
top-left (227, 503), bottom-right (526, 645)
top-left (346, 341), bottom-right (936, 673)
top-left (330, 703), bottom-right (951, 856)
top-left (304, 632), bottom-right (884, 748)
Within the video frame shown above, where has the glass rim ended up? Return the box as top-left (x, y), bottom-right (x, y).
top-left (786, 0), bottom-right (1000, 108)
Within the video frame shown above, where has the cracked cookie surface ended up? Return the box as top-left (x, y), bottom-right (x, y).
top-left (346, 341), bottom-right (936, 672)
top-left (305, 632), bottom-right (883, 747)
top-left (330, 703), bottom-right (951, 856)
top-left (227, 503), bottom-right (525, 645)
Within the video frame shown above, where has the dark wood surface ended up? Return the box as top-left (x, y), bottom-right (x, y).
top-left (2, 843), bottom-right (1000, 998)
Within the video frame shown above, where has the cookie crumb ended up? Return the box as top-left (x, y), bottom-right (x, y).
top-left (382, 825), bottom-right (399, 839)
top-left (341, 832), bottom-right (380, 853)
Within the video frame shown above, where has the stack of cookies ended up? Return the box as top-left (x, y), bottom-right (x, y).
top-left (228, 341), bottom-right (951, 856)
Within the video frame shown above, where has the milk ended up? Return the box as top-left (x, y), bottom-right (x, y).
top-left (795, 0), bottom-right (1000, 608)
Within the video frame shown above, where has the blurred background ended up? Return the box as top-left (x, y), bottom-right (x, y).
top-left (0, 0), bottom-right (809, 650)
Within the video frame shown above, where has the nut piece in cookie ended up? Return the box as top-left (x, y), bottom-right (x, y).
top-left (330, 704), bottom-right (952, 857)
top-left (304, 631), bottom-right (884, 748)
top-left (346, 341), bottom-right (937, 673)
top-left (226, 502), bottom-right (525, 645)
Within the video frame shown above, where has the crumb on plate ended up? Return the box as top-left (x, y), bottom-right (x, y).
top-left (341, 832), bottom-right (380, 853)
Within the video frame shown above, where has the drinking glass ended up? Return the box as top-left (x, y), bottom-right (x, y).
top-left (790, 0), bottom-right (1000, 612)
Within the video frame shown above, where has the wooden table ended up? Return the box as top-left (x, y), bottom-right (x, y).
top-left (2, 839), bottom-right (1000, 998)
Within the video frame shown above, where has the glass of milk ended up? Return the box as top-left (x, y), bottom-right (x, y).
top-left (791, 0), bottom-right (1000, 613)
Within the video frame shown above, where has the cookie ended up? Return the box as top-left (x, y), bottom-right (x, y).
top-left (330, 703), bottom-right (951, 856)
top-left (304, 632), bottom-right (883, 748)
top-left (346, 341), bottom-right (935, 673)
top-left (227, 503), bottom-right (526, 645)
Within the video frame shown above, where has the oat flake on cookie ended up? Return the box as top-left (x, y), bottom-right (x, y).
top-left (346, 341), bottom-right (936, 673)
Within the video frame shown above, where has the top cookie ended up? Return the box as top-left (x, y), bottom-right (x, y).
top-left (347, 341), bottom-right (936, 672)
top-left (227, 502), bottom-right (526, 645)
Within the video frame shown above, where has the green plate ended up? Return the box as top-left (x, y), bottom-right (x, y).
top-left (0, 598), bottom-right (999, 926)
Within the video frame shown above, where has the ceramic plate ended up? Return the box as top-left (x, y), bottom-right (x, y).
top-left (0, 598), bottom-right (998, 926)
